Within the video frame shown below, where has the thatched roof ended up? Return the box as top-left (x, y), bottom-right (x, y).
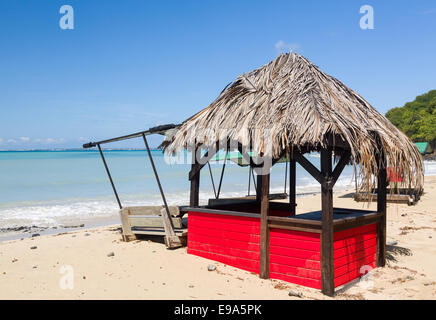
top-left (164, 52), bottom-right (424, 191)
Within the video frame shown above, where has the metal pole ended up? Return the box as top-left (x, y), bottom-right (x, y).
top-left (142, 134), bottom-right (171, 221)
top-left (252, 167), bottom-right (257, 191)
top-left (207, 161), bottom-right (217, 198)
top-left (97, 144), bottom-right (122, 209)
top-left (247, 166), bottom-right (252, 196)
top-left (284, 160), bottom-right (288, 194)
top-left (216, 149), bottom-right (228, 199)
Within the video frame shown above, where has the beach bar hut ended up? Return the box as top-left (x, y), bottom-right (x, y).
top-left (163, 53), bottom-right (424, 296)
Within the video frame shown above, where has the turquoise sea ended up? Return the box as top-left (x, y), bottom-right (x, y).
top-left (0, 150), bottom-right (435, 230)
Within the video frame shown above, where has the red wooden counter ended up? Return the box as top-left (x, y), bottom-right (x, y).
top-left (186, 201), bottom-right (380, 290)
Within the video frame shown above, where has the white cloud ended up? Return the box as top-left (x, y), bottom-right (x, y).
top-left (0, 138), bottom-right (3, 143)
top-left (7, 139), bottom-right (17, 143)
top-left (20, 137), bottom-right (30, 142)
top-left (275, 40), bottom-right (301, 54)
top-left (44, 138), bottom-right (66, 144)
top-left (420, 9), bottom-right (436, 15)
top-left (31, 138), bottom-right (67, 144)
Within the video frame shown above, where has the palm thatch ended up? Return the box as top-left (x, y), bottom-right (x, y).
top-left (164, 52), bottom-right (424, 192)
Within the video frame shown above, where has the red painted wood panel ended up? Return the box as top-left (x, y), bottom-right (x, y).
top-left (189, 225), bottom-right (260, 243)
top-left (268, 228), bottom-right (321, 289)
top-left (334, 238), bottom-right (376, 259)
top-left (189, 233), bottom-right (260, 252)
top-left (335, 251), bottom-right (377, 278)
top-left (188, 211), bottom-right (378, 291)
top-left (333, 233), bottom-right (376, 250)
top-left (270, 272), bottom-right (322, 289)
top-left (188, 211), bottom-right (261, 274)
top-left (333, 223), bottom-right (377, 288)
top-left (269, 245), bottom-right (321, 260)
top-left (269, 253), bottom-right (321, 270)
top-left (335, 261), bottom-right (376, 287)
top-left (189, 211), bottom-right (260, 226)
top-left (334, 223), bottom-right (376, 241)
top-left (189, 218), bottom-right (260, 234)
top-left (188, 248), bottom-right (260, 273)
top-left (270, 263), bottom-right (321, 280)
top-left (334, 245), bottom-right (377, 268)
top-left (270, 228), bottom-right (320, 241)
top-left (269, 237), bottom-right (320, 251)
top-left (189, 240), bottom-right (260, 261)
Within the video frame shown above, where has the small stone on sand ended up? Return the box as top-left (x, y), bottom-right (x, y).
top-left (30, 246), bottom-right (37, 250)
top-left (288, 290), bottom-right (303, 298)
top-left (107, 252), bottom-right (115, 257)
top-left (207, 265), bottom-right (216, 271)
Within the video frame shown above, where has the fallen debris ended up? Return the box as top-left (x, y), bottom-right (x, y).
top-left (288, 290), bottom-right (303, 298)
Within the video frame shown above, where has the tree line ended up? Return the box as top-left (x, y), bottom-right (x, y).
top-left (386, 90), bottom-right (436, 143)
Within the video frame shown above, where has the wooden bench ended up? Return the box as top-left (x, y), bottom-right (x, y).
top-left (354, 188), bottom-right (422, 206)
top-left (119, 206), bottom-right (187, 246)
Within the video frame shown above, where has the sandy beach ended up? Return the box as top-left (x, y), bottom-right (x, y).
top-left (1, 176), bottom-right (435, 300)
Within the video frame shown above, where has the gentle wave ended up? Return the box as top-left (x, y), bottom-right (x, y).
top-left (425, 161), bottom-right (436, 176)
top-left (0, 174), bottom-right (356, 229)
top-left (0, 149), bottom-right (433, 231)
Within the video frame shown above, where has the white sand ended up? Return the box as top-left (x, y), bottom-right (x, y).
top-left (0, 177), bottom-right (435, 300)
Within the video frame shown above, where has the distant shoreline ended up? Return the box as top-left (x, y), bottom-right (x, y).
top-left (0, 148), bottom-right (162, 152)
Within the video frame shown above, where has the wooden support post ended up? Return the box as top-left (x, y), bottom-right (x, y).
top-left (190, 148), bottom-right (200, 207)
top-left (377, 148), bottom-right (387, 267)
top-left (259, 173), bottom-right (270, 279)
top-left (256, 173), bottom-right (263, 203)
top-left (294, 150), bottom-right (324, 184)
top-left (289, 154), bottom-right (296, 215)
top-left (320, 148), bottom-right (334, 296)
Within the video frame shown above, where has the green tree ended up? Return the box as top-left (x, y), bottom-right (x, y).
top-left (385, 90), bottom-right (436, 143)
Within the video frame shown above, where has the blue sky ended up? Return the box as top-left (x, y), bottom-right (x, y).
top-left (0, 0), bottom-right (435, 149)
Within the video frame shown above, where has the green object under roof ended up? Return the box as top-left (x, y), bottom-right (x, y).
top-left (211, 151), bottom-right (289, 166)
top-left (414, 142), bottom-right (430, 154)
